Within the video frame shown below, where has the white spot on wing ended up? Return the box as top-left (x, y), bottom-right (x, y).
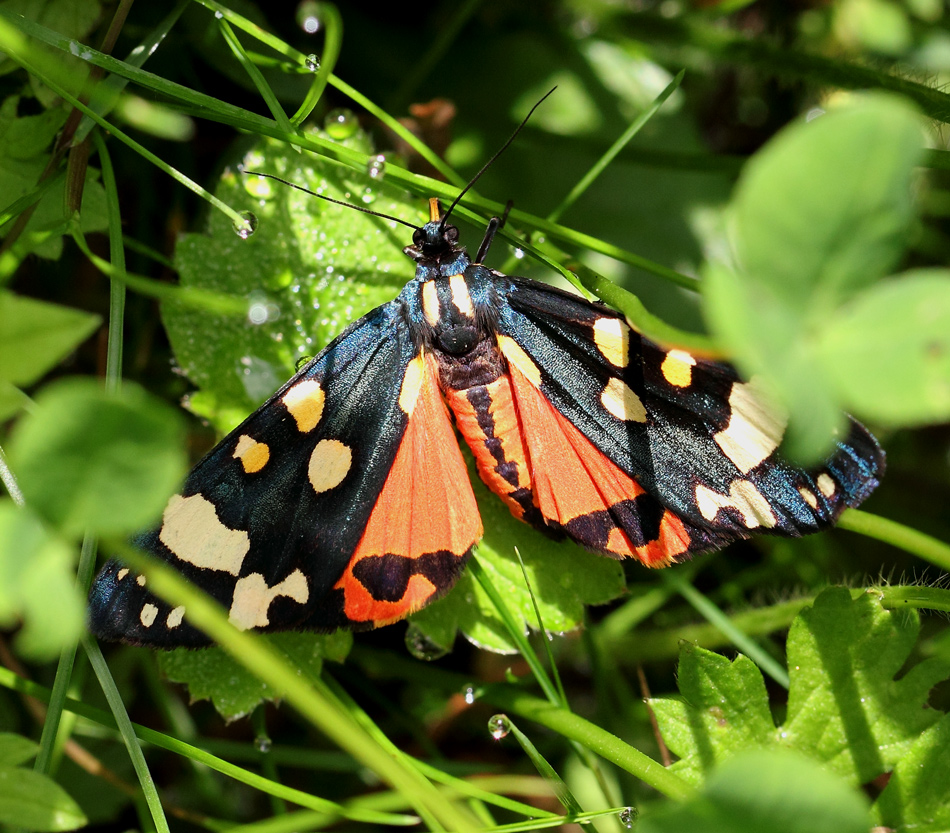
top-left (167, 606), bottom-right (186, 628)
top-left (421, 281), bottom-right (440, 326)
top-left (140, 604), bottom-right (159, 627)
top-left (799, 487), bottom-right (818, 509)
top-left (817, 473), bottom-right (836, 498)
top-left (136, 575), bottom-right (146, 587)
top-left (661, 349), bottom-right (696, 387)
top-left (229, 569), bottom-right (309, 630)
top-left (695, 480), bottom-right (777, 529)
top-left (159, 494), bottom-right (250, 576)
top-left (593, 318), bottom-right (629, 368)
top-left (399, 355), bottom-right (426, 415)
top-left (282, 380), bottom-right (325, 433)
top-left (601, 378), bottom-right (647, 422)
top-left (498, 336), bottom-right (542, 387)
top-left (117, 568), bottom-right (129, 581)
top-left (308, 439), bottom-right (352, 493)
top-left (714, 379), bottom-right (787, 474)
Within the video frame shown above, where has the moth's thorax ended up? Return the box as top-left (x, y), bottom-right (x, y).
top-left (411, 267), bottom-right (505, 391)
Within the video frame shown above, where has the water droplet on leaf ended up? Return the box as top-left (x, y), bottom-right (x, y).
top-left (233, 210), bottom-right (258, 239)
top-left (618, 807), bottom-right (637, 829)
top-left (325, 108), bottom-right (358, 140)
top-left (305, 53), bottom-right (320, 72)
top-left (488, 714), bottom-right (511, 740)
top-left (366, 154), bottom-right (386, 180)
top-left (405, 624), bottom-right (448, 661)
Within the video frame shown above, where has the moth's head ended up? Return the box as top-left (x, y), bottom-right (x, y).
top-left (405, 198), bottom-right (462, 261)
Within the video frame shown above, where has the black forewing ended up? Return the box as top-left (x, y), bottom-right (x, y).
top-left (495, 275), bottom-right (883, 537)
top-left (89, 297), bottom-right (418, 646)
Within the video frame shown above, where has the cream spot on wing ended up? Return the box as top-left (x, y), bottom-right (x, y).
top-left (136, 575), bottom-right (146, 587)
top-left (498, 335), bottom-right (542, 387)
top-left (714, 379), bottom-right (787, 474)
top-left (695, 480), bottom-right (777, 529)
top-left (421, 280), bottom-right (440, 326)
top-left (399, 354), bottom-right (426, 415)
top-left (228, 570), bottom-right (309, 631)
top-left (661, 349), bottom-right (696, 388)
top-left (799, 487), bottom-right (818, 509)
top-left (140, 604), bottom-right (158, 628)
top-left (593, 317), bottom-right (630, 368)
top-left (601, 377), bottom-right (647, 422)
top-left (449, 275), bottom-right (474, 317)
top-left (817, 473), bottom-right (836, 498)
top-left (282, 380), bottom-right (325, 433)
top-left (117, 568), bottom-right (129, 581)
top-left (308, 439), bottom-right (352, 494)
top-left (233, 434), bottom-right (270, 473)
top-left (159, 494), bottom-right (250, 576)
top-left (167, 606), bottom-right (186, 628)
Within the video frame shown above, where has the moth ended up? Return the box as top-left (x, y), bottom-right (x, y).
top-left (88, 188), bottom-right (883, 647)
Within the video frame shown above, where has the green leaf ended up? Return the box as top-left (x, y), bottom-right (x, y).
top-left (0, 500), bottom-right (84, 660)
top-left (818, 269), bottom-right (950, 426)
top-left (783, 587), bottom-right (950, 784)
top-left (639, 749), bottom-right (870, 833)
top-left (651, 588), bottom-right (950, 789)
top-left (704, 95), bottom-right (924, 458)
top-left (410, 459), bottom-right (626, 654)
top-left (730, 94), bottom-right (923, 313)
top-left (158, 631), bottom-right (352, 720)
top-left (649, 646), bottom-right (775, 785)
top-left (7, 377), bottom-right (186, 537)
top-left (874, 711), bottom-right (950, 831)
top-left (0, 766), bottom-right (87, 831)
top-left (0, 291), bottom-right (101, 387)
top-left (167, 133), bottom-right (415, 427)
top-left (0, 733), bottom-right (38, 767)
top-left (0, 94), bottom-right (65, 161)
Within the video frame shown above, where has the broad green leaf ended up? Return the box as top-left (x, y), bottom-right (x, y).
top-left (0, 94), bottom-right (65, 160)
top-left (730, 94), bottom-right (923, 314)
top-left (874, 711), bottom-right (950, 832)
top-left (0, 501), bottom-right (83, 660)
top-left (0, 380), bottom-right (28, 421)
top-left (702, 261), bottom-right (845, 460)
top-left (649, 646), bottom-right (774, 784)
top-left (783, 588), bottom-right (950, 784)
top-left (0, 766), bottom-right (86, 831)
top-left (818, 270), bottom-right (950, 426)
top-left (167, 133), bottom-right (415, 427)
top-left (0, 733), bottom-right (37, 767)
top-left (410, 459), bottom-right (626, 654)
top-left (7, 377), bottom-right (186, 537)
top-left (159, 631), bottom-right (352, 720)
top-left (0, 291), bottom-right (101, 386)
top-left (651, 588), bottom-right (950, 791)
top-left (639, 749), bottom-right (870, 833)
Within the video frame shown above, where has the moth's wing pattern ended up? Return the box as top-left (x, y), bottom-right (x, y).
top-left (494, 276), bottom-right (883, 557)
top-left (89, 298), bottom-right (481, 646)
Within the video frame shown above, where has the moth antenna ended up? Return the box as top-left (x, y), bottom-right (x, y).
top-left (242, 170), bottom-right (421, 231)
top-left (441, 87), bottom-right (556, 229)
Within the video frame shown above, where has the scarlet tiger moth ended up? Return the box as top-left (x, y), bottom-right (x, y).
top-left (88, 193), bottom-right (883, 647)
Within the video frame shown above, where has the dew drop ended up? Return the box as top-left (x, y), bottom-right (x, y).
top-left (366, 154), bottom-right (386, 180)
top-left (233, 210), bottom-right (258, 239)
top-left (325, 108), bottom-right (358, 140)
top-left (255, 736), bottom-right (272, 753)
top-left (361, 186), bottom-right (376, 205)
top-left (463, 687), bottom-right (476, 705)
top-left (488, 714), bottom-right (511, 740)
top-left (513, 247), bottom-right (525, 260)
top-left (296, 0), bottom-right (322, 33)
top-left (618, 806), bottom-right (638, 829)
top-left (213, 9), bottom-right (223, 19)
top-left (305, 53), bottom-right (320, 72)
top-left (405, 624), bottom-right (449, 661)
